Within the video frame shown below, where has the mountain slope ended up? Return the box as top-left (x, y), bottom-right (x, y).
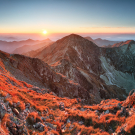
top-left (28, 34), bottom-right (127, 102)
top-left (101, 40), bottom-right (135, 92)
top-left (0, 50), bottom-right (92, 103)
top-left (1, 58), bottom-right (135, 134)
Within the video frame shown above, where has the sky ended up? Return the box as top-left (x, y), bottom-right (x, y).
top-left (0, 0), bottom-right (135, 34)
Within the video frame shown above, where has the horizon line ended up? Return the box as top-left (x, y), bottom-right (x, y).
top-left (1, 32), bottom-right (135, 34)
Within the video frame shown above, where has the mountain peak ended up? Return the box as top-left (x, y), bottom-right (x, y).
top-left (112, 40), bottom-right (135, 47)
top-left (63, 34), bottom-right (84, 40)
top-left (56, 34), bottom-right (97, 46)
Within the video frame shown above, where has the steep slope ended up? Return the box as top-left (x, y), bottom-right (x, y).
top-left (0, 50), bottom-right (91, 103)
top-left (101, 41), bottom-right (135, 93)
top-left (23, 45), bottom-right (48, 58)
top-left (12, 38), bottom-right (53, 54)
top-left (1, 63), bottom-right (135, 134)
top-left (30, 34), bottom-right (127, 102)
top-left (0, 39), bottom-right (44, 53)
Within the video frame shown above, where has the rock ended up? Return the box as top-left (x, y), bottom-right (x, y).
top-left (95, 110), bottom-right (99, 114)
top-left (17, 101), bottom-right (20, 106)
top-left (49, 114), bottom-right (54, 119)
top-left (38, 125), bottom-right (45, 132)
top-left (25, 103), bottom-right (30, 108)
top-left (80, 108), bottom-right (85, 111)
top-left (7, 107), bottom-right (12, 113)
top-left (69, 124), bottom-right (74, 130)
top-left (35, 122), bottom-right (41, 128)
top-left (78, 121), bottom-right (84, 125)
top-left (117, 103), bottom-right (122, 110)
top-left (120, 107), bottom-right (126, 116)
top-left (59, 102), bottom-right (65, 110)
top-left (13, 108), bottom-right (19, 115)
top-left (104, 110), bottom-right (109, 114)
top-left (41, 117), bottom-right (46, 122)
top-left (0, 103), bottom-right (7, 119)
top-left (13, 103), bottom-right (17, 108)
top-left (76, 98), bottom-right (81, 103)
top-left (45, 122), bottom-right (54, 129)
top-left (67, 119), bottom-right (70, 123)
top-left (34, 122), bottom-right (45, 132)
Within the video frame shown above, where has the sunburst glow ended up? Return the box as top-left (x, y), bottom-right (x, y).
top-left (43, 30), bottom-right (47, 34)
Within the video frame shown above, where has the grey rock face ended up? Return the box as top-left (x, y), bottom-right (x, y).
top-left (0, 103), bottom-right (7, 119)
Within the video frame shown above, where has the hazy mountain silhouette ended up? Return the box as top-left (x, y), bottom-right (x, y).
top-left (12, 38), bottom-right (53, 54)
top-left (85, 36), bottom-right (120, 47)
top-left (0, 39), bottom-right (44, 53)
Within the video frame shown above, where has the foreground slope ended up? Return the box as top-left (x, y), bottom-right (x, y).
top-left (1, 61), bottom-right (135, 134)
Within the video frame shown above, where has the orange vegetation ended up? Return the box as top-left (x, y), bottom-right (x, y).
top-left (0, 59), bottom-right (135, 135)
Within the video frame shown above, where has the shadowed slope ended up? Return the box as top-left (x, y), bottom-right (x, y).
top-left (0, 50), bottom-right (91, 103)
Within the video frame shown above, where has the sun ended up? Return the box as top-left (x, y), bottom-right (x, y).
top-left (43, 30), bottom-right (47, 34)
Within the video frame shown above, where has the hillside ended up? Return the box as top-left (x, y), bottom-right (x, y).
top-left (1, 63), bottom-right (135, 134)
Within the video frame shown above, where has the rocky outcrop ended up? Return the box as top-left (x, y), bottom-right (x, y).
top-left (101, 41), bottom-right (135, 93)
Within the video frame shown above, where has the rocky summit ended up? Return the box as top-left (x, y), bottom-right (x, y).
top-left (0, 34), bottom-right (135, 135)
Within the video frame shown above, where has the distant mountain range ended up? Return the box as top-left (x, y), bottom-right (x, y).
top-left (0, 39), bottom-right (47, 53)
top-left (84, 36), bottom-right (120, 47)
top-left (12, 38), bottom-right (53, 54)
